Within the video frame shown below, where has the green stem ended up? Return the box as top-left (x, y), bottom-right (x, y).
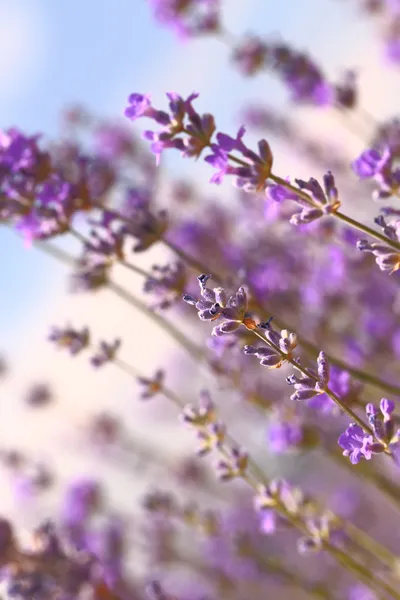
top-left (251, 329), bottom-right (374, 436)
top-left (31, 234), bottom-right (400, 407)
top-left (152, 379), bottom-right (400, 596)
top-left (335, 210), bottom-right (400, 249)
top-left (160, 234), bottom-right (400, 397)
top-left (107, 281), bottom-right (204, 363)
top-left (120, 259), bottom-right (153, 279)
top-left (269, 173), bottom-right (400, 252)
top-left (64, 211), bottom-right (400, 399)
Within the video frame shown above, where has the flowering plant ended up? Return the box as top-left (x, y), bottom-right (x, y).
top-left (2, 1), bottom-right (400, 599)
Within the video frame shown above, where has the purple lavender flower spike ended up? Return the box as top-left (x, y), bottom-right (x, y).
top-left (90, 338), bottom-right (121, 368)
top-left (147, 0), bottom-right (220, 39)
top-left (124, 94), bottom-right (155, 121)
top-left (137, 369), bottom-right (165, 399)
top-left (48, 325), bottom-right (90, 355)
top-left (338, 424), bottom-right (376, 464)
top-left (265, 180), bottom-right (298, 203)
top-left (338, 398), bottom-right (399, 464)
top-left (183, 275), bottom-right (255, 334)
top-left (352, 147), bottom-right (391, 179)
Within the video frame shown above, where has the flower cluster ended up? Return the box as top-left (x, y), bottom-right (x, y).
top-left (266, 171), bottom-right (341, 225)
top-left (143, 261), bottom-right (187, 309)
top-left (232, 36), bottom-right (357, 108)
top-left (183, 274), bottom-right (255, 335)
top-left (243, 322), bottom-right (298, 369)
top-left (352, 147), bottom-right (400, 199)
top-left (146, 0), bottom-right (220, 39)
top-left (339, 398), bottom-right (400, 463)
top-left (5, 4), bottom-right (400, 600)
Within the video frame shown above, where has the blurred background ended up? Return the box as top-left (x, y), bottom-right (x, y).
top-left (0, 0), bottom-right (399, 524)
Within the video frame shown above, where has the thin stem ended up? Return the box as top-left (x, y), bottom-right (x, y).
top-left (32, 234), bottom-right (400, 406)
top-left (335, 210), bottom-right (400, 249)
top-left (324, 445), bottom-right (400, 520)
top-left (345, 521), bottom-right (400, 573)
top-left (251, 329), bottom-right (374, 436)
top-left (269, 173), bottom-right (400, 252)
top-left (30, 235), bottom-right (206, 366)
top-left (67, 201), bottom-right (400, 398)
top-left (162, 234), bottom-right (400, 397)
top-left (107, 281), bottom-right (204, 363)
top-left (162, 238), bottom-right (215, 277)
top-left (104, 355), bottom-right (400, 595)
top-left (120, 259), bottom-right (153, 279)
top-left (69, 227), bottom-right (88, 246)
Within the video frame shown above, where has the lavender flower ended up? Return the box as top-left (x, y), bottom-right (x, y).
top-left (61, 479), bottom-right (102, 526)
top-left (137, 369), bottom-right (165, 399)
top-left (48, 325), bottom-right (90, 355)
top-left (147, 0), bottom-right (220, 39)
top-left (215, 446), bottom-right (248, 481)
top-left (90, 338), bottom-right (121, 368)
top-left (357, 239), bottom-right (400, 273)
top-left (183, 274), bottom-right (255, 336)
top-left (244, 323), bottom-right (297, 369)
top-left (205, 127), bottom-right (273, 191)
top-left (143, 261), bottom-right (187, 309)
top-left (352, 146), bottom-right (400, 199)
top-left (120, 187), bottom-right (168, 252)
top-left (297, 513), bottom-right (338, 554)
top-left (338, 398), bottom-right (399, 463)
top-left (125, 92), bottom-right (215, 163)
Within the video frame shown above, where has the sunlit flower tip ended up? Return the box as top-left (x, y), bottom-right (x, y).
top-left (181, 395), bottom-right (216, 427)
top-left (196, 421), bottom-right (226, 456)
top-left (243, 344), bottom-right (282, 368)
top-left (254, 481), bottom-right (282, 510)
top-left (136, 369), bottom-right (165, 399)
top-left (48, 325), bottom-right (90, 355)
top-left (243, 316), bottom-right (257, 330)
top-left (215, 446), bottom-right (248, 480)
top-left (290, 207), bottom-right (324, 226)
top-left (212, 320), bottom-right (241, 336)
top-left (232, 36), bottom-right (269, 76)
top-left (278, 329), bottom-right (297, 353)
top-left (263, 326), bottom-right (281, 347)
top-left (297, 514), bottom-right (336, 554)
top-left (356, 239), bottom-right (400, 273)
top-left (380, 397), bottom-right (395, 421)
top-left (235, 286), bottom-right (247, 313)
top-left (90, 338), bottom-right (121, 368)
